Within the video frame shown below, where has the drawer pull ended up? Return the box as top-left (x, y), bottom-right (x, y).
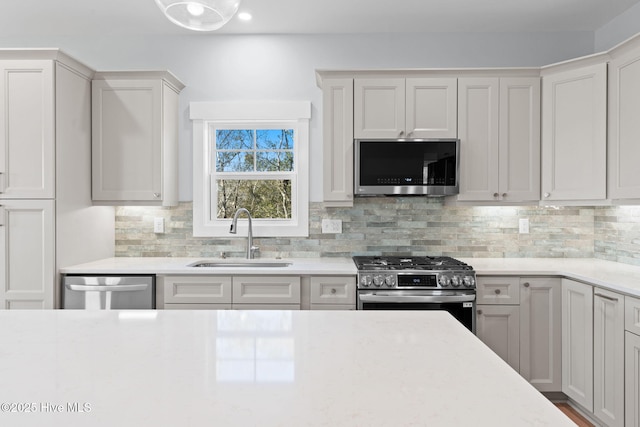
top-left (494, 289), bottom-right (501, 295)
top-left (595, 293), bottom-right (618, 302)
top-left (523, 282), bottom-right (530, 288)
top-left (330, 288), bottom-right (337, 294)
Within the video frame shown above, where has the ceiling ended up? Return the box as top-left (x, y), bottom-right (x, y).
top-left (0, 0), bottom-right (638, 36)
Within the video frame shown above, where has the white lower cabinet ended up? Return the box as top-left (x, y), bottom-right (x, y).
top-left (0, 200), bottom-right (55, 309)
top-left (593, 288), bottom-right (624, 427)
top-left (562, 279), bottom-right (594, 412)
top-left (625, 296), bottom-right (640, 427)
top-left (156, 275), bottom-right (300, 309)
top-left (520, 278), bottom-right (562, 392)
top-left (626, 331), bottom-right (640, 427)
top-left (477, 304), bottom-right (520, 370)
top-left (476, 276), bottom-right (561, 393)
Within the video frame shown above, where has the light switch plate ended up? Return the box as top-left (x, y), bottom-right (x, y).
top-left (321, 219), bottom-right (342, 234)
top-left (519, 218), bottom-right (529, 234)
top-left (154, 217), bottom-right (165, 233)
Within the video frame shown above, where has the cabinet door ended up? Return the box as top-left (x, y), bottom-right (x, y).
top-left (92, 79), bottom-right (163, 203)
top-left (519, 278), bottom-right (561, 392)
top-left (232, 276), bottom-right (301, 305)
top-left (354, 78), bottom-right (405, 139)
top-left (626, 331), bottom-right (640, 427)
top-left (561, 279), bottom-right (593, 411)
top-left (476, 305), bottom-right (520, 371)
top-left (457, 78), bottom-right (500, 201)
top-left (162, 276), bottom-right (232, 304)
top-left (593, 289), bottom-right (624, 427)
top-left (406, 78), bottom-right (457, 138)
top-left (541, 63), bottom-right (607, 202)
top-left (499, 78), bottom-right (540, 202)
top-left (609, 45), bottom-right (640, 199)
top-left (0, 200), bottom-right (54, 309)
top-left (0, 60), bottom-right (54, 199)
top-left (322, 78), bottom-right (354, 206)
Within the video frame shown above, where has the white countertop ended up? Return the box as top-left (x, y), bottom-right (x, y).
top-left (0, 310), bottom-right (572, 427)
top-left (61, 256), bottom-right (640, 297)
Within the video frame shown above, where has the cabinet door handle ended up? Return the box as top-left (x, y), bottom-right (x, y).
top-left (594, 293), bottom-right (618, 302)
top-left (493, 193), bottom-right (499, 198)
top-left (494, 289), bottom-right (501, 295)
top-left (398, 130), bottom-right (405, 137)
top-left (153, 193), bottom-right (161, 198)
top-left (502, 193), bottom-right (507, 198)
top-left (477, 309), bottom-right (483, 315)
top-left (544, 192), bottom-right (551, 198)
top-left (523, 282), bottom-right (530, 288)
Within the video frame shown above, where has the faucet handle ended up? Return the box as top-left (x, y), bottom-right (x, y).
top-left (250, 246), bottom-right (260, 259)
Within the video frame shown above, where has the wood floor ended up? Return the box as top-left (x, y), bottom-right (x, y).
top-left (554, 403), bottom-right (594, 427)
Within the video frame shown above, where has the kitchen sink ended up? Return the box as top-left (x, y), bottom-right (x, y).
top-left (188, 261), bottom-right (292, 268)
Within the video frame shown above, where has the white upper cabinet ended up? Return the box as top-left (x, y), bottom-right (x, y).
top-left (541, 60), bottom-right (607, 203)
top-left (321, 78), bottom-right (354, 206)
top-left (354, 77), bottom-right (457, 139)
top-left (608, 36), bottom-right (640, 201)
top-left (457, 77), bottom-right (540, 203)
top-left (92, 71), bottom-right (184, 206)
top-left (0, 60), bottom-right (55, 199)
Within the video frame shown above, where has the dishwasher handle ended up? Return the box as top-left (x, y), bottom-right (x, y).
top-left (66, 284), bottom-right (149, 292)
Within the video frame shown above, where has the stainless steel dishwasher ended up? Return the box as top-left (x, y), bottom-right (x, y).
top-left (62, 276), bottom-right (155, 309)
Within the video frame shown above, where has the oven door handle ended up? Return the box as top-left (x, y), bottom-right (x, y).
top-left (358, 292), bottom-right (476, 304)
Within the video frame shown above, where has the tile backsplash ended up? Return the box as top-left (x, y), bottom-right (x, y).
top-left (113, 198), bottom-right (640, 265)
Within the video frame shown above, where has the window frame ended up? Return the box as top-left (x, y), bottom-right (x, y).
top-left (191, 101), bottom-right (310, 238)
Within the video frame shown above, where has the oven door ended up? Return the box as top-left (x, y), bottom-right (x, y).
top-left (357, 290), bottom-right (476, 333)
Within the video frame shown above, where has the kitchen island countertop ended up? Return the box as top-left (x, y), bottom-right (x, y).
top-left (0, 309), bottom-right (573, 427)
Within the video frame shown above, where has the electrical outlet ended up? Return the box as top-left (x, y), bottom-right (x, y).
top-left (321, 219), bottom-right (342, 234)
top-left (519, 218), bottom-right (529, 234)
top-left (153, 217), bottom-right (165, 234)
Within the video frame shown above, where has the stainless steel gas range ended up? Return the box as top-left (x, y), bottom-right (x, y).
top-left (353, 256), bottom-right (477, 333)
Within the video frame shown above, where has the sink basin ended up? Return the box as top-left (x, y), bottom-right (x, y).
top-left (188, 261), bottom-right (292, 268)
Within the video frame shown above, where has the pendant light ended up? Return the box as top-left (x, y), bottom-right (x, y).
top-left (155, 0), bottom-right (242, 31)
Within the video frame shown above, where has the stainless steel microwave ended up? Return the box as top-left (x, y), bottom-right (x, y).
top-left (354, 139), bottom-right (460, 196)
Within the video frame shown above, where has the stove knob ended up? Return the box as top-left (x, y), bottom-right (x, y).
top-left (438, 275), bottom-right (450, 287)
top-left (451, 276), bottom-right (461, 287)
top-left (373, 275), bottom-right (384, 287)
top-left (463, 276), bottom-right (475, 288)
top-left (360, 275), bottom-right (372, 287)
top-left (384, 275), bottom-right (396, 288)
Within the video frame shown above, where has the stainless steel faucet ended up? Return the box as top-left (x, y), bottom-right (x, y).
top-left (229, 208), bottom-right (258, 259)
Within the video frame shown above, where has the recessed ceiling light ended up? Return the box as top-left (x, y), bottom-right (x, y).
top-left (238, 12), bottom-right (252, 21)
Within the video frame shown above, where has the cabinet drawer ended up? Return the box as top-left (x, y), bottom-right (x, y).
top-left (625, 295), bottom-right (640, 335)
top-left (310, 276), bottom-right (356, 305)
top-left (232, 276), bottom-right (301, 304)
top-left (476, 276), bottom-right (520, 304)
top-left (162, 276), bottom-right (232, 304)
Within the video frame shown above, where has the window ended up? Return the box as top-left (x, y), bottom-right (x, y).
top-left (191, 102), bottom-right (310, 237)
